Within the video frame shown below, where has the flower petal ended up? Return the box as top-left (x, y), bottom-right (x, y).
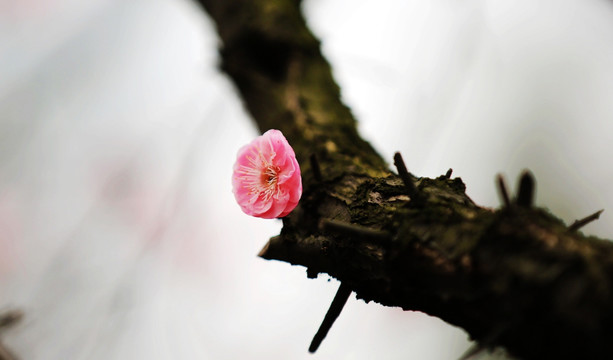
top-left (232, 129), bottom-right (302, 219)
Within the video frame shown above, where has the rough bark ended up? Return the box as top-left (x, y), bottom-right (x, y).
top-left (197, 1), bottom-right (613, 359)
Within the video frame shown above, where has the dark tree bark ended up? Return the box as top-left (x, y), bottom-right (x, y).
top-left (197, 1), bottom-right (613, 359)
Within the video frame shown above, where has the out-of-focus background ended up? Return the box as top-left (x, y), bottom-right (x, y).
top-left (1, 0), bottom-right (613, 359)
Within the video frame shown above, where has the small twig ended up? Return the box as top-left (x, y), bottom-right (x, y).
top-left (321, 219), bottom-right (391, 243)
top-left (309, 282), bottom-right (352, 353)
top-left (569, 210), bottom-right (604, 232)
top-left (515, 170), bottom-right (535, 208)
top-left (309, 153), bottom-right (323, 183)
top-left (445, 168), bottom-right (453, 179)
top-left (393, 152), bottom-right (418, 199)
top-left (496, 174), bottom-right (511, 208)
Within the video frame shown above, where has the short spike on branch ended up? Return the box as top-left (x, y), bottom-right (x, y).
top-left (496, 174), bottom-right (511, 208)
top-left (393, 152), bottom-right (419, 199)
top-left (309, 282), bottom-right (352, 353)
top-left (515, 170), bottom-right (535, 208)
top-left (445, 168), bottom-right (453, 179)
top-left (569, 209), bottom-right (604, 232)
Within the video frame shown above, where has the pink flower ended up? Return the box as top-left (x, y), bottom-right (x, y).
top-left (232, 129), bottom-right (302, 219)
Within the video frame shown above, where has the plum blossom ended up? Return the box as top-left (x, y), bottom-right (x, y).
top-left (232, 129), bottom-right (302, 219)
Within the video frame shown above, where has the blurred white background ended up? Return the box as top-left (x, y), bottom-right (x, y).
top-left (1, 0), bottom-right (613, 359)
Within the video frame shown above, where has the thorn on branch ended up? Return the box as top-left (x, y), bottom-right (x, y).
top-left (309, 282), bottom-right (352, 353)
top-left (569, 209), bottom-right (604, 232)
top-left (393, 152), bottom-right (419, 199)
top-left (515, 170), bottom-right (535, 208)
top-left (321, 219), bottom-right (391, 243)
top-left (445, 168), bottom-right (453, 179)
top-left (309, 153), bottom-right (323, 183)
top-left (496, 174), bottom-right (511, 208)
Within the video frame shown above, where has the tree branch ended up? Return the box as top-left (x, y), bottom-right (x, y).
top-left (198, 1), bottom-right (613, 359)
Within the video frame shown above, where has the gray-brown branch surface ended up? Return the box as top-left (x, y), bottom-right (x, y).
top-left (198, 1), bottom-right (613, 359)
